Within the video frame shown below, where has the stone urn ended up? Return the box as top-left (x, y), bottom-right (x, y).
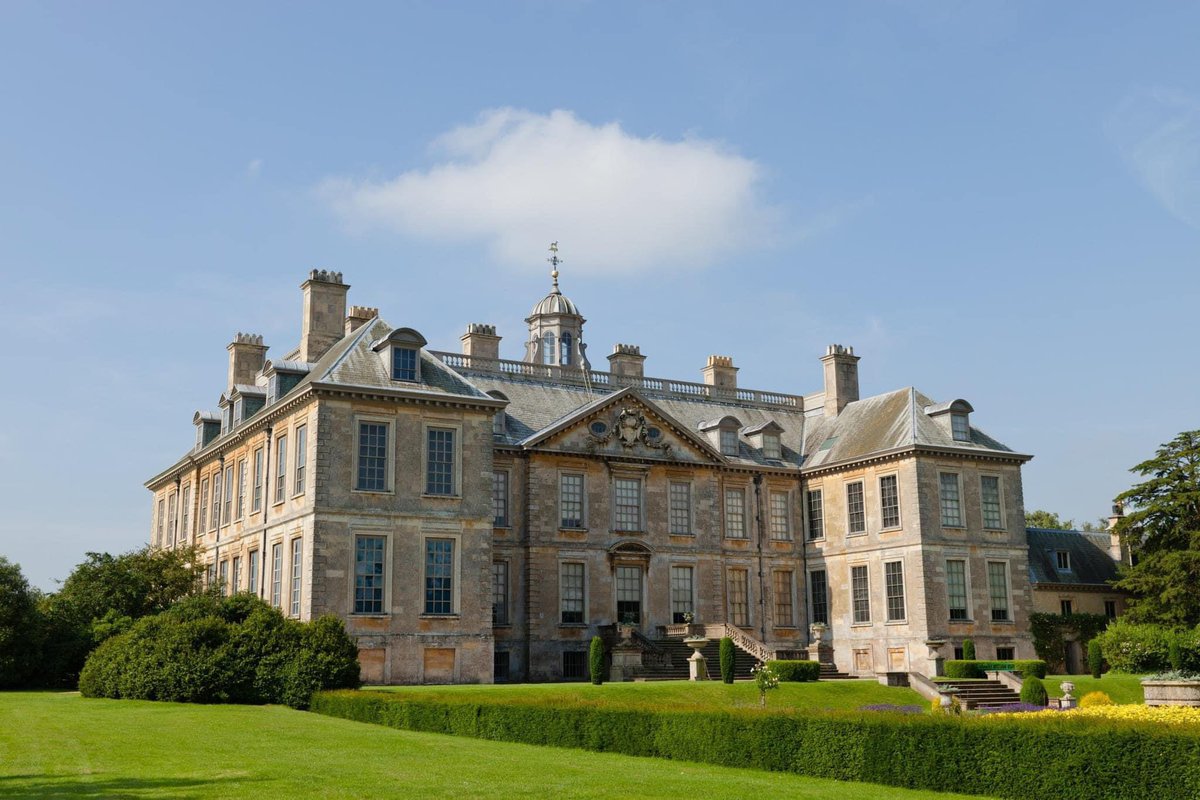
top-left (1060, 681), bottom-right (1077, 710)
top-left (684, 636), bottom-right (710, 681)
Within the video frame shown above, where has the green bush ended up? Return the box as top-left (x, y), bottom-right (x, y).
top-left (962, 638), bottom-right (975, 660)
top-left (1096, 622), bottom-right (1174, 672)
top-left (589, 636), bottom-right (605, 686)
top-left (719, 638), bottom-right (734, 684)
top-left (943, 660), bottom-right (1047, 680)
top-left (943, 660), bottom-right (982, 679)
top-left (1020, 676), bottom-right (1048, 706)
top-left (311, 689), bottom-right (1200, 800)
top-left (78, 594), bottom-right (359, 708)
top-left (1089, 639), bottom-right (1104, 679)
top-left (766, 660), bottom-right (819, 682)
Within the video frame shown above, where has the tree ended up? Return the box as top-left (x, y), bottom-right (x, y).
top-left (0, 556), bottom-right (43, 688)
top-left (1025, 509), bottom-right (1075, 530)
top-left (1112, 430), bottom-right (1200, 627)
top-left (588, 636), bottom-right (605, 685)
top-left (719, 637), bottom-right (735, 684)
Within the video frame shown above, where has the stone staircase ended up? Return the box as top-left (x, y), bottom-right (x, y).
top-left (819, 662), bottom-right (854, 680)
top-left (942, 679), bottom-right (1021, 710)
top-left (636, 637), bottom-right (758, 680)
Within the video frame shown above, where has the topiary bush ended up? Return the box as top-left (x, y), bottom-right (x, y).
top-left (962, 638), bottom-right (975, 661)
top-left (1020, 675), bottom-right (1048, 706)
top-left (719, 637), bottom-right (735, 684)
top-left (1089, 639), bottom-right (1104, 679)
top-left (1096, 622), bottom-right (1174, 673)
top-left (589, 636), bottom-right (605, 685)
top-left (944, 660), bottom-right (982, 679)
top-left (1079, 691), bottom-right (1114, 707)
top-left (766, 660), bottom-right (819, 682)
top-left (79, 594), bottom-right (359, 708)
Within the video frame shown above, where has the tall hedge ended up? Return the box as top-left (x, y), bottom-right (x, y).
top-left (719, 637), bottom-right (735, 684)
top-left (1095, 622), bottom-right (1175, 672)
top-left (766, 660), bottom-right (820, 682)
top-left (1088, 639), bottom-right (1104, 679)
top-left (311, 690), bottom-right (1200, 800)
top-left (78, 594), bottom-right (359, 708)
top-left (589, 636), bottom-right (605, 685)
top-left (962, 638), bottom-right (976, 661)
top-left (944, 660), bottom-right (1047, 680)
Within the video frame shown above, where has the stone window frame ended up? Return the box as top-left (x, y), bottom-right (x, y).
top-left (559, 560), bottom-right (587, 625)
top-left (845, 479), bottom-right (866, 536)
top-left (558, 471), bottom-right (587, 530)
top-left (492, 468), bottom-right (510, 528)
top-left (270, 540), bottom-right (284, 609)
top-left (768, 489), bottom-right (792, 540)
top-left (223, 463), bottom-right (235, 527)
top-left (762, 433), bottom-right (782, 460)
top-left (423, 422), bottom-right (462, 498)
top-left (350, 529), bottom-right (391, 617)
top-left (1060, 598), bottom-right (1073, 616)
top-left (808, 568), bottom-right (829, 625)
top-left (155, 497), bottom-right (166, 548)
top-left (293, 422), bottom-right (308, 498)
top-left (352, 414), bottom-right (395, 495)
top-left (1104, 599), bottom-right (1118, 620)
top-left (951, 413), bottom-right (971, 442)
top-left (669, 563), bottom-right (695, 623)
top-left (218, 559), bottom-right (229, 597)
top-left (236, 457), bottom-right (248, 520)
top-left (883, 560), bottom-right (906, 623)
top-left (945, 557), bottom-right (973, 622)
top-left (210, 468), bottom-right (222, 532)
top-left (668, 480), bottom-right (693, 536)
top-left (251, 447), bottom-right (264, 512)
top-left (980, 473), bottom-right (1005, 530)
top-left (615, 563), bottom-right (644, 624)
top-left (231, 555), bottom-right (242, 594)
top-left (179, 483), bottom-right (191, 544)
top-left (272, 434), bottom-right (287, 506)
top-left (199, 477), bottom-right (210, 534)
top-left (938, 471), bottom-right (965, 529)
top-left (723, 484), bottom-right (748, 539)
top-left (986, 559), bottom-right (1013, 623)
top-left (612, 475), bottom-right (645, 533)
top-left (850, 563), bottom-right (871, 625)
top-left (878, 473), bottom-right (901, 531)
top-left (391, 346), bottom-right (420, 383)
top-left (492, 559), bottom-right (510, 626)
top-left (289, 535), bottom-right (303, 618)
top-left (421, 533), bottom-right (461, 617)
top-left (806, 488), bottom-right (824, 540)
top-left (727, 565), bottom-right (751, 628)
top-left (248, 548), bottom-right (260, 597)
top-left (772, 569), bottom-right (796, 628)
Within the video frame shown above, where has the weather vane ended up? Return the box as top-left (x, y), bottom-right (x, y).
top-left (547, 241), bottom-right (562, 290)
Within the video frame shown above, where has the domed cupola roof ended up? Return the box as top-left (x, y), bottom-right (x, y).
top-left (526, 242), bottom-right (583, 320)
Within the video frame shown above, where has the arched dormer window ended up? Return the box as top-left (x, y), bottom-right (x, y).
top-left (542, 332), bottom-right (556, 365)
top-left (560, 332), bottom-right (573, 366)
top-left (487, 390), bottom-right (509, 437)
top-left (924, 399), bottom-right (974, 443)
top-left (699, 415), bottom-right (743, 456)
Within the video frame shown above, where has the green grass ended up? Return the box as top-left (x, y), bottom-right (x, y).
top-left (368, 677), bottom-right (926, 712)
top-left (0, 692), bottom-right (991, 799)
top-left (1043, 673), bottom-right (1146, 704)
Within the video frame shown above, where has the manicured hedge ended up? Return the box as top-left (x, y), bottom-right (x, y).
top-left (766, 660), bottom-right (820, 682)
top-left (719, 638), bottom-right (735, 684)
top-left (944, 660), bottom-right (1047, 680)
top-left (310, 690), bottom-right (1200, 800)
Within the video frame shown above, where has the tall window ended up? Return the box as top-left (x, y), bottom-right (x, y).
top-left (210, 471), bottom-right (221, 531)
top-left (669, 482), bottom-right (692, 535)
top-left (252, 448), bottom-right (264, 512)
top-left (236, 459), bottom-right (247, 519)
top-left (166, 493), bottom-right (177, 545)
top-left (846, 481), bottom-right (865, 534)
top-left (542, 332), bottom-right (556, 365)
top-left (492, 561), bottom-right (509, 625)
top-left (946, 559), bottom-right (969, 620)
top-left (289, 538), bottom-right (303, 617)
top-left (774, 570), bottom-right (795, 627)
top-left (156, 499), bottom-right (165, 547)
top-left (270, 543), bottom-right (283, 608)
top-left (987, 561), bottom-right (1010, 621)
top-left (426, 428), bottom-right (455, 495)
top-left (559, 331), bottom-right (573, 366)
top-left (274, 435), bottom-right (287, 503)
top-left (180, 485), bottom-right (191, 543)
top-left (424, 539), bottom-right (454, 614)
top-left (248, 550), bottom-right (260, 596)
top-left (218, 560), bottom-right (229, 597)
top-left (614, 478), bottom-right (641, 531)
top-left (806, 489), bottom-right (824, 540)
top-left (294, 424), bottom-right (307, 495)
top-left (769, 491), bottom-right (791, 540)
top-left (851, 565), bottom-right (870, 623)
top-left (560, 474), bottom-right (584, 528)
top-left (1104, 599), bottom-right (1118, 619)
top-left (492, 471), bottom-right (509, 527)
top-left (939, 473), bottom-right (962, 527)
top-left (231, 556), bottom-right (242, 594)
top-left (1060, 599), bottom-right (1073, 615)
top-left (720, 428), bottom-right (738, 456)
top-left (560, 562), bottom-right (584, 624)
top-left (809, 569), bottom-right (829, 625)
top-left (951, 413), bottom-right (970, 442)
top-left (1056, 550), bottom-right (1071, 571)
top-left (357, 422), bottom-right (388, 492)
top-left (879, 475), bottom-right (900, 528)
top-left (724, 488), bottom-right (746, 538)
top-left (354, 535), bottom-right (386, 614)
top-left (616, 566), bottom-right (642, 623)
top-left (223, 464), bottom-right (234, 524)
top-left (727, 568), bottom-right (749, 627)
top-left (392, 347), bottom-right (418, 381)
top-left (981, 476), bottom-right (1003, 529)
top-left (884, 561), bottom-right (906, 622)
top-left (670, 565), bottom-right (694, 623)
top-left (199, 478), bottom-right (209, 532)
top-left (763, 433), bottom-right (782, 460)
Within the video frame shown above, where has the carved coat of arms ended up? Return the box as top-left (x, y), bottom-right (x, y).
top-left (588, 407), bottom-right (671, 452)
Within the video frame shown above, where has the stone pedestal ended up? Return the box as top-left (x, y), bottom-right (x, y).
top-left (684, 638), bottom-right (710, 681)
top-left (610, 642), bottom-right (643, 682)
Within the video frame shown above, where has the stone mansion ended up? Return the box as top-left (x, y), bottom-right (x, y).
top-left (147, 263), bottom-right (1039, 683)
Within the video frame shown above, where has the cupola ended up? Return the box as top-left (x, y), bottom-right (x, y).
top-left (524, 242), bottom-right (586, 367)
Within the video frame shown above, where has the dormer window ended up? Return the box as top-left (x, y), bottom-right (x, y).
top-left (392, 347), bottom-right (418, 382)
top-left (924, 399), bottom-right (974, 443)
top-left (720, 429), bottom-right (738, 456)
top-left (740, 420), bottom-right (786, 460)
top-left (700, 415), bottom-right (743, 456)
top-left (487, 391), bottom-right (509, 437)
top-left (763, 434), bottom-right (782, 460)
top-left (951, 413), bottom-right (970, 442)
top-left (1056, 550), bottom-right (1071, 571)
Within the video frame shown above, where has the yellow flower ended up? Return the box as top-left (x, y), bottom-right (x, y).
top-left (986, 705), bottom-right (1200, 729)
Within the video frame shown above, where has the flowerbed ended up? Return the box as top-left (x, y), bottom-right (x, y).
top-left (986, 704), bottom-right (1200, 730)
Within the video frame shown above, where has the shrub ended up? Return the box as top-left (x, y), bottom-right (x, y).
top-left (719, 637), bottom-right (734, 684)
top-left (1096, 622), bottom-right (1174, 673)
top-left (944, 660), bottom-right (982, 679)
top-left (1089, 639), bottom-right (1104, 679)
top-left (79, 595), bottom-right (359, 708)
top-left (1080, 691), bottom-right (1114, 707)
top-left (766, 660), bottom-right (819, 682)
top-left (1020, 676), bottom-right (1048, 706)
top-left (962, 638), bottom-right (975, 660)
top-left (943, 659), bottom-right (1046, 679)
top-left (589, 636), bottom-right (604, 685)
top-left (1013, 660), bottom-right (1048, 680)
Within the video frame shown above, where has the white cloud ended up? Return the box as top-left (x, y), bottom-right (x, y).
top-left (1107, 88), bottom-right (1200, 228)
top-left (318, 108), bottom-right (779, 274)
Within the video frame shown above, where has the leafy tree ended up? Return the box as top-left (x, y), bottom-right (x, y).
top-left (1025, 509), bottom-right (1075, 530)
top-left (0, 556), bottom-right (43, 687)
top-left (1112, 430), bottom-right (1200, 627)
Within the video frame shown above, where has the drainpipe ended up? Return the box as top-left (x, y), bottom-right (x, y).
top-left (259, 426), bottom-right (273, 601)
top-left (753, 474), bottom-right (767, 647)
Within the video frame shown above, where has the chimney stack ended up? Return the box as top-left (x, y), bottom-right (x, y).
top-left (300, 269), bottom-right (349, 363)
top-left (607, 344), bottom-right (646, 379)
top-left (1108, 501), bottom-right (1127, 564)
top-left (460, 323), bottom-right (501, 360)
top-left (227, 333), bottom-right (267, 392)
top-left (820, 344), bottom-right (860, 416)
top-left (345, 305), bottom-right (378, 335)
top-left (701, 355), bottom-right (738, 390)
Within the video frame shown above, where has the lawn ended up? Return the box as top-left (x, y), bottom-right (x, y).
top-left (1043, 673), bottom-right (1146, 704)
top-left (0, 692), bottom-right (993, 799)
top-left (368, 677), bottom-right (927, 712)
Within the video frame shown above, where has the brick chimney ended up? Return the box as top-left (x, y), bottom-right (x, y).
top-left (607, 344), bottom-right (646, 379)
top-left (820, 344), bottom-right (860, 416)
top-left (227, 333), bottom-right (267, 392)
top-left (460, 323), bottom-right (501, 360)
top-left (1107, 501), bottom-right (1127, 564)
top-left (701, 355), bottom-right (738, 390)
top-left (300, 270), bottom-right (349, 363)
top-left (345, 305), bottom-right (378, 335)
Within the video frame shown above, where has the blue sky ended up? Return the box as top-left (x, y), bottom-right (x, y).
top-left (1, 2), bottom-right (1197, 590)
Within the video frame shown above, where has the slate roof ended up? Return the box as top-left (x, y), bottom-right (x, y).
top-left (1026, 528), bottom-right (1121, 588)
